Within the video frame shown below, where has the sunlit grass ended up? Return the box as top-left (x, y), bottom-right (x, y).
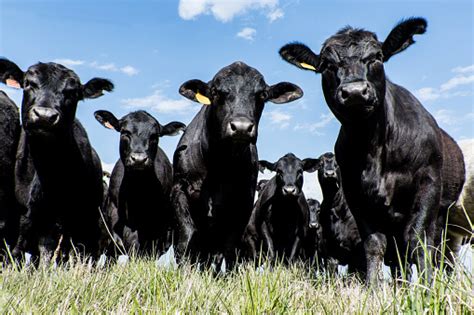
top-left (0, 247), bottom-right (472, 313)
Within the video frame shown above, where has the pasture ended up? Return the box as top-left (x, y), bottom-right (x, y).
top-left (0, 245), bottom-right (472, 313)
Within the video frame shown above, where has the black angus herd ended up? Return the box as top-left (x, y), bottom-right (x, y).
top-left (0, 17), bottom-right (472, 284)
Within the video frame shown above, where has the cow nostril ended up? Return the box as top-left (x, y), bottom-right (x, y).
top-left (247, 123), bottom-right (254, 133)
top-left (341, 89), bottom-right (349, 100)
top-left (230, 122), bottom-right (237, 132)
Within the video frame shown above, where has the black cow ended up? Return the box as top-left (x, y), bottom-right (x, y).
top-left (243, 153), bottom-right (319, 262)
top-left (172, 61), bottom-right (303, 267)
top-left (279, 18), bottom-right (465, 283)
top-left (0, 91), bottom-right (20, 252)
top-left (0, 59), bottom-right (113, 263)
top-left (94, 110), bottom-right (185, 254)
top-left (317, 153), bottom-right (364, 273)
top-left (305, 198), bottom-right (322, 262)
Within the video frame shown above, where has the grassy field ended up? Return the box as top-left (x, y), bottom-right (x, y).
top-left (0, 249), bottom-right (472, 313)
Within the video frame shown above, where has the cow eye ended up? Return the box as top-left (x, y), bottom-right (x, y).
top-left (23, 79), bottom-right (38, 90)
top-left (259, 90), bottom-right (269, 101)
top-left (121, 131), bottom-right (131, 139)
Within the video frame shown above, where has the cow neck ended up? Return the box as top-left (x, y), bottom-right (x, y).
top-left (26, 126), bottom-right (79, 183)
top-left (122, 167), bottom-right (162, 212)
top-left (320, 178), bottom-right (339, 205)
top-left (123, 167), bottom-right (159, 190)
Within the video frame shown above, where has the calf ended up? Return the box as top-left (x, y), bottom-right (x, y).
top-left (447, 139), bottom-right (473, 256)
top-left (173, 62), bottom-right (303, 267)
top-left (279, 17), bottom-right (465, 283)
top-left (0, 59), bottom-right (113, 263)
top-left (305, 198), bottom-right (322, 261)
top-left (317, 153), bottom-right (365, 273)
top-left (0, 91), bottom-right (20, 252)
top-left (94, 110), bottom-right (185, 254)
top-left (243, 153), bottom-right (319, 262)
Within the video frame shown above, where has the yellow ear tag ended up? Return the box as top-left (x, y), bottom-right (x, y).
top-left (299, 62), bottom-right (316, 71)
top-left (195, 92), bottom-right (211, 105)
top-left (6, 78), bottom-right (21, 89)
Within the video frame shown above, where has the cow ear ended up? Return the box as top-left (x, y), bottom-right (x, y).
top-left (302, 158), bottom-right (320, 173)
top-left (259, 160), bottom-right (276, 173)
top-left (279, 43), bottom-right (321, 72)
top-left (382, 17), bottom-right (427, 62)
top-left (0, 58), bottom-right (24, 88)
top-left (82, 78), bottom-right (114, 99)
top-left (267, 82), bottom-right (303, 104)
top-left (160, 121), bottom-right (186, 137)
top-left (179, 79), bottom-right (212, 105)
top-left (94, 110), bottom-right (120, 131)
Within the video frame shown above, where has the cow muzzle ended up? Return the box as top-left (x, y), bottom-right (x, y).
top-left (128, 152), bottom-right (151, 170)
top-left (337, 81), bottom-right (376, 111)
top-left (282, 185), bottom-right (298, 196)
top-left (26, 107), bottom-right (60, 130)
top-left (226, 117), bottom-right (256, 141)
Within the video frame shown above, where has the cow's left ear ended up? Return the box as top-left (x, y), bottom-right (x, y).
top-left (382, 17), bottom-right (427, 62)
top-left (259, 160), bottom-right (276, 173)
top-left (179, 79), bottom-right (212, 105)
top-left (0, 58), bottom-right (24, 88)
top-left (82, 78), bottom-right (114, 99)
top-left (160, 121), bottom-right (186, 137)
top-left (267, 82), bottom-right (303, 104)
top-left (302, 158), bottom-right (320, 173)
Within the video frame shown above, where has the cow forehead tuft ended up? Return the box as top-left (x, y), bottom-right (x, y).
top-left (213, 62), bottom-right (265, 83)
top-left (322, 28), bottom-right (380, 52)
top-left (27, 62), bottom-right (79, 82)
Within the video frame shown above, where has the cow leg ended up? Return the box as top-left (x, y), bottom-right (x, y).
top-left (406, 174), bottom-right (441, 283)
top-left (171, 183), bottom-right (196, 257)
top-left (289, 235), bottom-right (301, 262)
top-left (364, 232), bottom-right (387, 285)
top-left (261, 221), bottom-right (274, 261)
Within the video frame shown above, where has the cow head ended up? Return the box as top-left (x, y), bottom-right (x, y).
top-left (279, 17), bottom-right (427, 123)
top-left (0, 59), bottom-right (113, 135)
top-left (179, 61), bottom-right (303, 144)
top-left (307, 198), bottom-right (321, 229)
top-left (259, 153), bottom-right (319, 198)
top-left (95, 110), bottom-right (185, 170)
top-left (317, 152), bottom-right (341, 189)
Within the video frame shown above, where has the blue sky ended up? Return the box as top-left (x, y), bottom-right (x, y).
top-left (1, 0), bottom-right (473, 200)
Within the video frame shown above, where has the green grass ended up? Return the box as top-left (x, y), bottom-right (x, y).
top-left (0, 252), bottom-right (472, 313)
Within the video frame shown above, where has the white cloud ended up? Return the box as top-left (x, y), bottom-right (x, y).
top-left (121, 89), bottom-right (194, 115)
top-left (294, 112), bottom-right (334, 135)
top-left (52, 59), bottom-right (85, 67)
top-left (267, 8), bottom-right (284, 22)
top-left (266, 109), bottom-right (291, 128)
top-left (416, 87), bottom-right (441, 101)
top-left (178, 0), bottom-right (281, 23)
top-left (440, 74), bottom-right (474, 92)
top-left (90, 62), bottom-right (139, 76)
top-left (236, 27), bottom-right (256, 41)
top-left (120, 65), bottom-right (139, 76)
top-left (52, 58), bottom-right (139, 76)
top-left (452, 64), bottom-right (474, 74)
top-left (415, 65), bottom-right (474, 102)
top-left (432, 108), bottom-right (474, 128)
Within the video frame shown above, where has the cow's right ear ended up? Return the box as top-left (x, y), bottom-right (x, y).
top-left (94, 110), bottom-right (120, 131)
top-left (0, 58), bottom-right (24, 88)
top-left (179, 79), bottom-right (212, 105)
top-left (259, 160), bottom-right (276, 173)
top-left (279, 43), bottom-right (321, 73)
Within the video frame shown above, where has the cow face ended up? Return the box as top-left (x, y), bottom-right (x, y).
top-left (317, 152), bottom-right (341, 189)
top-left (0, 59), bottom-right (113, 135)
top-left (179, 61), bottom-right (303, 144)
top-left (307, 198), bottom-right (321, 229)
top-left (279, 18), bottom-right (427, 123)
top-left (95, 110), bottom-right (185, 171)
top-left (259, 153), bottom-right (319, 198)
